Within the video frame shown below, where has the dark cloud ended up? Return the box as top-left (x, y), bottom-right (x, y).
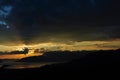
top-left (0, 0), bottom-right (120, 44)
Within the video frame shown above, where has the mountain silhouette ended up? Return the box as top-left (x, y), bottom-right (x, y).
top-left (0, 49), bottom-right (120, 79)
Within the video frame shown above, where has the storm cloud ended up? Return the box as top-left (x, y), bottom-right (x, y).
top-left (0, 0), bottom-right (119, 45)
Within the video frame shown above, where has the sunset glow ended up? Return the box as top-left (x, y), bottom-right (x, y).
top-left (0, 39), bottom-right (120, 52)
top-left (0, 39), bottom-right (120, 59)
top-left (0, 54), bottom-right (42, 59)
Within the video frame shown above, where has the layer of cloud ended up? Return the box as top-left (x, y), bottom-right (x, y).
top-left (0, 0), bottom-right (119, 46)
top-left (0, 39), bottom-right (119, 52)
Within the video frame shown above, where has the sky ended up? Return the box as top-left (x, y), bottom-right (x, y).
top-left (0, 0), bottom-right (120, 54)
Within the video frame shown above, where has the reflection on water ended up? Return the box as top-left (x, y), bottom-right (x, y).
top-left (6, 62), bottom-right (55, 69)
top-left (0, 60), bottom-right (58, 69)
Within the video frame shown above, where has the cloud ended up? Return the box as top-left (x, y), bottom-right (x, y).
top-left (0, 21), bottom-right (6, 25)
top-left (0, 0), bottom-right (118, 45)
top-left (0, 39), bottom-right (119, 53)
top-left (0, 5), bottom-right (13, 17)
top-left (0, 5), bottom-right (13, 29)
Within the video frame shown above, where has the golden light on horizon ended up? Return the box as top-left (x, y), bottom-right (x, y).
top-left (0, 39), bottom-right (120, 52)
top-left (0, 53), bottom-right (42, 59)
top-left (0, 39), bottom-right (120, 59)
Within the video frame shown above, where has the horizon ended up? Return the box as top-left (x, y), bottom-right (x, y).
top-left (0, 0), bottom-right (120, 59)
top-left (0, 39), bottom-right (120, 59)
top-left (0, 47), bottom-right (119, 59)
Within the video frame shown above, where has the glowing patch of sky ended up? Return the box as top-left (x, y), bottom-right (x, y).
top-left (0, 39), bottom-right (119, 59)
top-left (0, 54), bottom-right (41, 59)
top-left (0, 39), bottom-right (120, 52)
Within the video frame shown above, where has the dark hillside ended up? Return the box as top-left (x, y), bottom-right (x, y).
top-left (0, 49), bottom-right (120, 79)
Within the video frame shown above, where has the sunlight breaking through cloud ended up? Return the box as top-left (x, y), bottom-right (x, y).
top-left (0, 39), bottom-right (120, 53)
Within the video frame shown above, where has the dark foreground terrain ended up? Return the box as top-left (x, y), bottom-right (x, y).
top-left (0, 49), bottom-right (120, 79)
